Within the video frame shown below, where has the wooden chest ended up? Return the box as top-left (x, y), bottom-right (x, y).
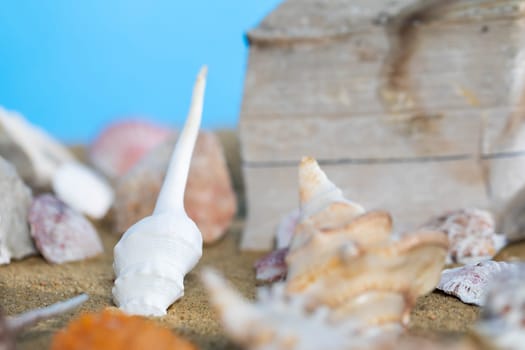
top-left (239, 0), bottom-right (525, 250)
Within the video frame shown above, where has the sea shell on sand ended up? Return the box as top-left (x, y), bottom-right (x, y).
top-left (113, 130), bottom-right (237, 244)
top-left (89, 120), bottom-right (173, 179)
top-left (0, 157), bottom-right (35, 265)
top-left (437, 261), bottom-right (519, 306)
top-left (0, 107), bottom-right (75, 188)
top-left (284, 157), bottom-right (448, 327)
top-left (475, 263), bottom-right (525, 350)
top-left (202, 268), bottom-right (391, 350)
top-left (422, 208), bottom-right (506, 264)
top-left (29, 194), bottom-right (103, 264)
top-left (113, 67), bottom-right (207, 316)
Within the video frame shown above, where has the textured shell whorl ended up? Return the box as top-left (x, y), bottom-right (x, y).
top-left (298, 157), bottom-right (364, 221)
top-left (112, 213), bottom-right (203, 316)
top-left (285, 157), bottom-right (448, 328)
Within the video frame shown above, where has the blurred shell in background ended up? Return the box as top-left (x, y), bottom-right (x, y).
top-left (113, 131), bottom-right (237, 244)
top-left (89, 120), bottom-right (173, 179)
top-left (29, 194), bottom-right (103, 264)
top-left (0, 156), bottom-right (35, 264)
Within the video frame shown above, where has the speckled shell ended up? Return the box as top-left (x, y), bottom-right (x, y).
top-left (29, 194), bottom-right (103, 264)
top-left (437, 261), bottom-right (519, 306)
top-left (422, 208), bottom-right (506, 264)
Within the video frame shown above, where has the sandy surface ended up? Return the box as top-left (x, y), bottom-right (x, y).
top-left (1, 131), bottom-right (525, 349)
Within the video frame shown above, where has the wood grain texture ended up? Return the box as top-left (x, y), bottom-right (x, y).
top-left (239, 0), bottom-right (525, 250)
top-left (241, 159), bottom-right (489, 250)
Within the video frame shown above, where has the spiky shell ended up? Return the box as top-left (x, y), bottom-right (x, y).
top-left (298, 157), bottom-right (365, 225)
top-left (285, 157), bottom-right (448, 327)
top-left (202, 268), bottom-right (394, 350)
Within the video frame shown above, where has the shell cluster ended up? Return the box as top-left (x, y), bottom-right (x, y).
top-left (205, 156), bottom-right (449, 349)
top-left (421, 208), bottom-right (506, 264)
top-left (0, 107), bottom-right (114, 220)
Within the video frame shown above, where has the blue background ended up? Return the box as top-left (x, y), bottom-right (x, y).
top-left (0, 1), bottom-right (281, 142)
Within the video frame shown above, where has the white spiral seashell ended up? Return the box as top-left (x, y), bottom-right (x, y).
top-left (112, 66), bottom-right (207, 316)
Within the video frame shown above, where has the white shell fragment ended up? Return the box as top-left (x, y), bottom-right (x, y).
top-left (52, 162), bottom-right (114, 219)
top-left (0, 157), bottom-right (36, 264)
top-left (112, 66), bottom-right (207, 316)
top-left (0, 107), bottom-right (75, 188)
top-left (202, 268), bottom-right (390, 350)
top-left (422, 208), bottom-right (507, 264)
top-left (276, 209), bottom-right (301, 249)
top-left (28, 194), bottom-right (103, 264)
top-left (475, 263), bottom-right (525, 350)
top-left (437, 261), bottom-right (520, 306)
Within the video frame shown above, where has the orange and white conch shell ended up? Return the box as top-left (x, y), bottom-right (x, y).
top-left (286, 157), bottom-right (449, 327)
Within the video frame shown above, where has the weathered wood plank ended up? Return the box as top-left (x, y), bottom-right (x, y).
top-left (241, 107), bottom-right (525, 163)
top-left (242, 19), bottom-right (519, 118)
top-left (241, 159), bottom-right (489, 251)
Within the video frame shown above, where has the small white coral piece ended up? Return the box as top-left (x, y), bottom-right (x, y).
top-left (112, 66), bottom-right (207, 316)
top-left (52, 162), bottom-right (114, 219)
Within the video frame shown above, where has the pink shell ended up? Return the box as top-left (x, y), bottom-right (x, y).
top-left (437, 261), bottom-right (519, 305)
top-left (89, 120), bottom-right (172, 178)
top-left (276, 209), bottom-right (301, 249)
top-left (254, 248), bottom-right (289, 283)
top-left (28, 194), bottom-right (103, 264)
top-left (422, 208), bottom-right (507, 264)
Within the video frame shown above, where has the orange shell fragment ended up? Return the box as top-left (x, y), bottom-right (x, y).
top-left (50, 309), bottom-right (196, 350)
